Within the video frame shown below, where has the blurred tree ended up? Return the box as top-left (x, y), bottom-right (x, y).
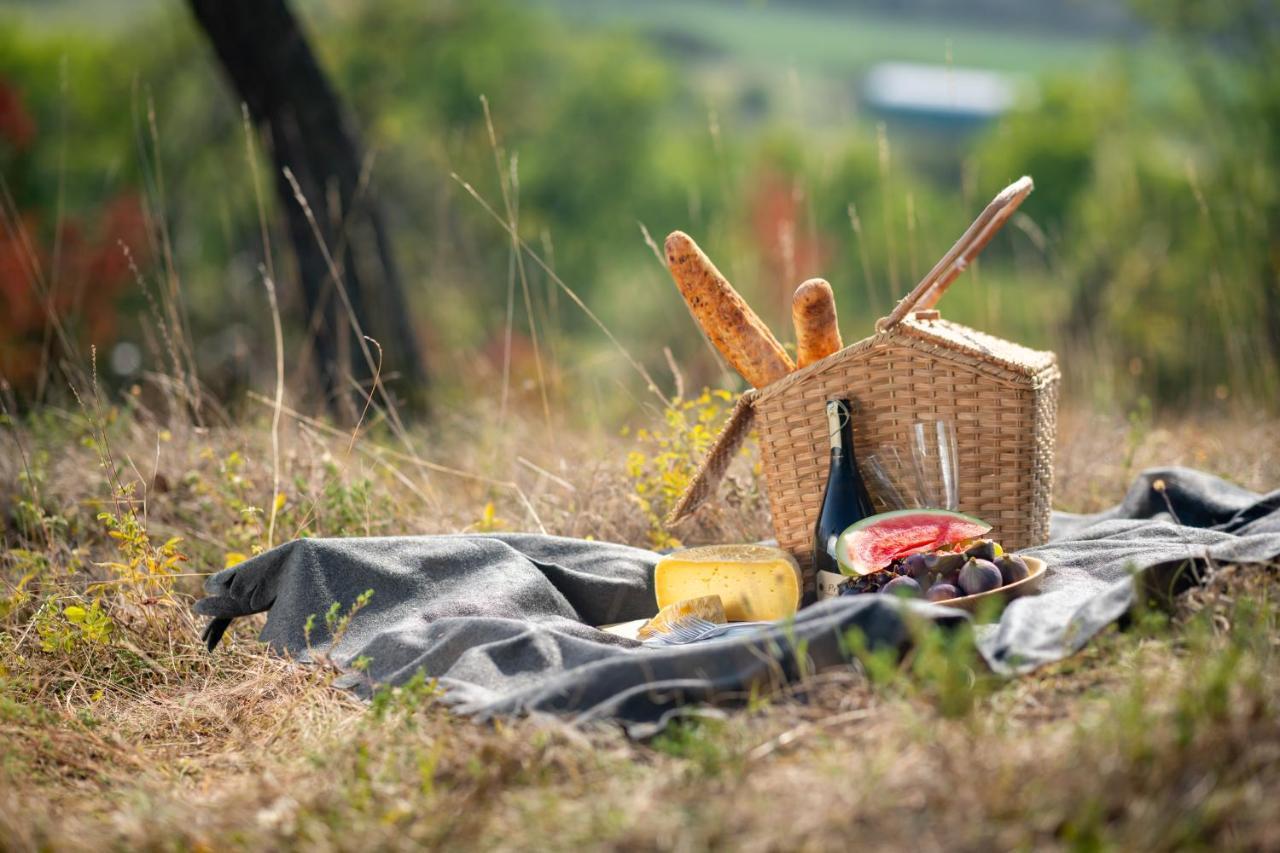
top-left (187, 0), bottom-right (427, 417)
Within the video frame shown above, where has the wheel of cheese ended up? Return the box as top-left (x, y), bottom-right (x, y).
top-left (654, 545), bottom-right (801, 622)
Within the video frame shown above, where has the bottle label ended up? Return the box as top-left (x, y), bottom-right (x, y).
top-left (816, 569), bottom-right (845, 601)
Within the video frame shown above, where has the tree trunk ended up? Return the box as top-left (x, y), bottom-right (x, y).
top-left (187, 0), bottom-right (427, 416)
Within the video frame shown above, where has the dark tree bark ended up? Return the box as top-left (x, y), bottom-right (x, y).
top-left (188, 0), bottom-right (427, 416)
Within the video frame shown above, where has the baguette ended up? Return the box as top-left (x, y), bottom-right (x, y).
top-left (665, 231), bottom-right (794, 388)
top-left (791, 278), bottom-right (843, 368)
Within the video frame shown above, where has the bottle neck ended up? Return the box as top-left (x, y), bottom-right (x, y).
top-left (826, 401), bottom-right (853, 458)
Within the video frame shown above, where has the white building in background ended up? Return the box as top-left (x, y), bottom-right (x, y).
top-left (863, 62), bottom-right (1021, 125)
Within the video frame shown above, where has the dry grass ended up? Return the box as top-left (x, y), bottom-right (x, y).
top-left (1, 399), bottom-right (1278, 851)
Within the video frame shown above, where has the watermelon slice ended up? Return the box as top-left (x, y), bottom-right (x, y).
top-left (835, 509), bottom-right (991, 576)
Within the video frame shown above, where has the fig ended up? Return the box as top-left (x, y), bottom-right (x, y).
top-left (930, 552), bottom-right (966, 586)
top-left (925, 583), bottom-right (960, 602)
top-left (903, 553), bottom-right (932, 581)
top-left (958, 558), bottom-right (1002, 596)
top-left (964, 539), bottom-right (997, 562)
top-left (882, 576), bottom-right (922, 597)
top-left (995, 554), bottom-right (1030, 585)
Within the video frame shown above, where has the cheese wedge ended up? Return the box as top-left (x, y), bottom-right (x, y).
top-left (637, 595), bottom-right (727, 640)
top-left (654, 545), bottom-right (802, 622)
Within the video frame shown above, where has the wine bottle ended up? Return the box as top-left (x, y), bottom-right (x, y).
top-left (813, 399), bottom-right (875, 601)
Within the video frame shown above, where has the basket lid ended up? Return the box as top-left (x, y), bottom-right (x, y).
top-left (890, 316), bottom-right (1058, 381)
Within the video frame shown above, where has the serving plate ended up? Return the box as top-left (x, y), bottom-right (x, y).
top-left (599, 619), bottom-right (646, 641)
top-left (930, 555), bottom-right (1047, 614)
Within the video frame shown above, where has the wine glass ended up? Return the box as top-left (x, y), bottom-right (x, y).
top-left (864, 445), bottom-right (918, 511)
top-left (864, 419), bottom-right (958, 511)
top-left (912, 419), bottom-right (959, 511)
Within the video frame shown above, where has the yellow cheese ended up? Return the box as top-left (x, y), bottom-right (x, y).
top-left (637, 595), bottom-right (727, 640)
top-left (654, 545), bottom-right (802, 622)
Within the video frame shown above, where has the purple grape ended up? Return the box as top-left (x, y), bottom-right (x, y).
top-left (839, 562), bottom-right (920, 596)
top-left (838, 572), bottom-right (889, 596)
top-left (994, 555), bottom-right (1030, 584)
top-left (868, 574), bottom-right (892, 592)
top-left (958, 558), bottom-right (1003, 596)
top-left (926, 583), bottom-right (960, 602)
top-left (882, 576), bottom-right (922, 598)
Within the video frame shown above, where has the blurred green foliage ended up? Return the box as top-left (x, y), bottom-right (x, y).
top-left (1, 0), bottom-right (1276, 414)
top-left (978, 0), bottom-right (1280, 403)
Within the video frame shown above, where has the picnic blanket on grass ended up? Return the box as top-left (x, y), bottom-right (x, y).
top-left (195, 467), bottom-right (1280, 736)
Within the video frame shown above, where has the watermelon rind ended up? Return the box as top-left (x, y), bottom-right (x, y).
top-left (835, 509), bottom-right (991, 576)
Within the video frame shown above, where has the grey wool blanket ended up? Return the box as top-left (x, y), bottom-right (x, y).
top-left (195, 468), bottom-right (1280, 735)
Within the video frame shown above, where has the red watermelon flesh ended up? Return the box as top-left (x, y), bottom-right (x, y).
top-left (836, 509), bottom-right (991, 576)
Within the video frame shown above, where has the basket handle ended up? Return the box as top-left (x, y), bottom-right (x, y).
top-left (876, 176), bottom-right (1034, 332)
top-left (664, 391), bottom-right (758, 527)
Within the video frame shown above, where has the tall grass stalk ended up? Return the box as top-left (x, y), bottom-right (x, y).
top-left (452, 173), bottom-right (673, 410)
top-left (481, 95), bottom-right (554, 440)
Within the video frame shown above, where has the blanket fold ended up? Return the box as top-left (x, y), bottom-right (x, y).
top-left (195, 467), bottom-right (1280, 733)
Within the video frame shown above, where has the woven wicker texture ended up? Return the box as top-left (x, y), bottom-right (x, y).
top-left (664, 177), bottom-right (1058, 597)
top-left (754, 317), bottom-right (1058, 595)
top-left (667, 315), bottom-right (1059, 595)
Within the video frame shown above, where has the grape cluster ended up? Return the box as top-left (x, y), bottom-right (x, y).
top-left (835, 561), bottom-right (909, 596)
top-left (836, 539), bottom-right (1031, 601)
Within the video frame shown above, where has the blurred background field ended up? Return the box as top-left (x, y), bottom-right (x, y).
top-left (4, 0), bottom-right (1278, 425)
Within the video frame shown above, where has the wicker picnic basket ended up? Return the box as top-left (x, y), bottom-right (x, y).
top-left (665, 177), bottom-right (1059, 598)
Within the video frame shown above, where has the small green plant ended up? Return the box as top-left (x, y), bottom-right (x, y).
top-left (214, 449), bottom-right (270, 556)
top-left (10, 452), bottom-right (74, 546)
top-left (650, 717), bottom-right (737, 777)
top-left (904, 620), bottom-right (991, 719)
top-left (325, 588), bottom-right (374, 643)
top-left (305, 589), bottom-right (375, 655)
top-left (370, 669), bottom-right (443, 720)
top-left (841, 626), bottom-right (904, 688)
top-left (35, 599), bottom-right (114, 653)
top-left (0, 545), bottom-right (82, 617)
top-left (317, 462), bottom-right (379, 536)
top-left (842, 617), bottom-right (992, 719)
top-left (96, 506), bottom-right (186, 598)
top-left (1, 551), bottom-right (54, 619)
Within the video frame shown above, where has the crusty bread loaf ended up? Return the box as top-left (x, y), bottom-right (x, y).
top-left (791, 278), bottom-right (843, 368)
top-left (665, 231), bottom-right (794, 388)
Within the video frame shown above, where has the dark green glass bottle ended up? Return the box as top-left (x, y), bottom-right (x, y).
top-left (813, 399), bottom-right (875, 600)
